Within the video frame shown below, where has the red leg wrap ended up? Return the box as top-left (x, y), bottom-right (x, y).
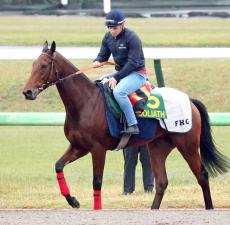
top-left (93, 190), bottom-right (102, 210)
top-left (56, 172), bottom-right (70, 196)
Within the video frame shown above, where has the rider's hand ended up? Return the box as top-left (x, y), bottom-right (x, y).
top-left (100, 77), bottom-right (109, 84)
top-left (92, 61), bottom-right (101, 68)
top-left (108, 77), bottom-right (117, 90)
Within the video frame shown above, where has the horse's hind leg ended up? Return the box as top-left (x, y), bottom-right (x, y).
top-left (55, 144), bottom-right (88, 208)
top-left (148, 137), bottom-right (173, 209)
top-left (200, 165), bottom-right (213, 209)
top-left (175, 135), bottom-right (214, 209)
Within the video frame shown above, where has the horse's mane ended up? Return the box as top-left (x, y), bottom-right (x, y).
top-left (55, 51), bottom-right (78, 71)
top-left (54, 51), bottom-right (95, 85)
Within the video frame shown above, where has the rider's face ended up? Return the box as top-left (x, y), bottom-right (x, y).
top-left (108, 25), bottom-right (123, 37)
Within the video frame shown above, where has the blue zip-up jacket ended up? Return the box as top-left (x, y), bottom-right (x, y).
top-left (94, 28), bottom-right (145, 82)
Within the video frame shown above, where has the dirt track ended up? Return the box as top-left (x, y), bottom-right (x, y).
top-left (0, 209), bottom-right (230, 225)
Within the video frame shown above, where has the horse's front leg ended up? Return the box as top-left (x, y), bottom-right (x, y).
top-left (55, 144), bottom-right (88, 208)
top-left (91, 146), bottom-right (107, 210)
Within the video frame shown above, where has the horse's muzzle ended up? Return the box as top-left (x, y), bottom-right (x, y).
top-left (22, 89), bottom-right (39, 100)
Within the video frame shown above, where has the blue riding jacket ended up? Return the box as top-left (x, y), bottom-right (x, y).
top-left (94, 28), bottom-right (145, 82)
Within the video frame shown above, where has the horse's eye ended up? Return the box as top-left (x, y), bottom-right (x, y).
top-left (41, 64), bottom-right (48, 69)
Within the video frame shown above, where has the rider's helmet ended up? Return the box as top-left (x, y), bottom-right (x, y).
top-left (105, 10), bottom-right (126, 27)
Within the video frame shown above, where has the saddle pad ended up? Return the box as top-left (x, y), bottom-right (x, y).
top-left (154, 87), bottom-right (192, 133)
top-left (97, 82), bottom-right (157, 140)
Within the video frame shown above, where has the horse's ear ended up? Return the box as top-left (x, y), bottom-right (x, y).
top-left (42, 41), bottom-right (49, 52)
top-left (50, 41), bottom-right (56, 54)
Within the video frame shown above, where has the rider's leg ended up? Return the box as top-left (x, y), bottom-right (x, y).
top-left (113, 72), bottom-right (146, 133)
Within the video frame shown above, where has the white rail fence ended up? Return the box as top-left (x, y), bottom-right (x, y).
top-left (0, 47), bottom-right (230, 60)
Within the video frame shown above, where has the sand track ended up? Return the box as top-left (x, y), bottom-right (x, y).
top-left (0, 209), bottom-right (229, 225)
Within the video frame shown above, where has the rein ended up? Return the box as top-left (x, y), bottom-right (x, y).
top-left (38, 53), bottom-right (116, 92)
top-left (57, 61), bottom-right (116, 83)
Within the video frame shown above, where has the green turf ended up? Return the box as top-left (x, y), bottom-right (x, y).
top-left (0, 16), bottom-right (229, 112)
top-left (0, 16), bottom-right (230, 46)
top-left (0, 126), bottom-right (229, 209)
top-left (0, 58), bottom-right (229, 112)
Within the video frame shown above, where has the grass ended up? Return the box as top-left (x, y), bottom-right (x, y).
top-left (0, 16), bottom-right (229, 112)
top-left (0, 16), bottom-right (230, 46)
top-left (0, 58), bottom-right (229, 112)
top-left (0, 126), bottom-right (229, 209)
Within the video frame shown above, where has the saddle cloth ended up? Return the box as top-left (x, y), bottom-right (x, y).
top-left (154, 87), bottom-right (192, 133)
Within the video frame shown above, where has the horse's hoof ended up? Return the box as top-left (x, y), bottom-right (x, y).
top-left (206, 206), bottom-right (214, 210)
top-left (65, 195), bottom-right (80, 208)
top-left (151, 205), bottom-right (159, 210)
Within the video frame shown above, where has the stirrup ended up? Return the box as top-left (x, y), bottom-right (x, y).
top-left (116, 133), bottom-right (131, 150)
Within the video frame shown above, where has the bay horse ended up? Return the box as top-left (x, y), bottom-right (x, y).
top-left (23, 41), bottom-right (229, 210)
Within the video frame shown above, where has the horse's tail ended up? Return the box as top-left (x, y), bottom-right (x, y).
top-left (191, 98), bottom-right (230, 177)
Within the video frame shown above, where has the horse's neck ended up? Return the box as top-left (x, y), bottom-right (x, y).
top-left (54, 52), bottom-right (97, 114)
top-left (54, 52), bottom-right (78, 78)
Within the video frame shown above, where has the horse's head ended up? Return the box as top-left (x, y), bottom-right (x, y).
top-left (23, 41), bottom-right (58, 100)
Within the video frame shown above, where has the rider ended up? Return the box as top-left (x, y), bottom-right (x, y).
top-left (93, 9), bottom-right (147, 135)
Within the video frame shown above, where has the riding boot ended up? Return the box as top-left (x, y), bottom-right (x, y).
top-left (121, 124), bottom-right (140, 135)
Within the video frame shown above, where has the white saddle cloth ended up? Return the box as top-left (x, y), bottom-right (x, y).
top-left (154, 87), bottom-right (192, 133)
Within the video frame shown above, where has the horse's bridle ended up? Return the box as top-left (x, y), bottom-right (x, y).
top-left (37, 52), bottom-right (116, 92)
top-left (37, 52), bottom-right (63, 92)
top-left (37, 52), bottom-right (83, 92)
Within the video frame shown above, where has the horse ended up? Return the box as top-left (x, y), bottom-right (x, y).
top-left (23, 41), bottom-right (230, 210)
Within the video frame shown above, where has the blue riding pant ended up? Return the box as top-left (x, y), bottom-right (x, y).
top-left (101, 72), bottom-right (147, 126)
